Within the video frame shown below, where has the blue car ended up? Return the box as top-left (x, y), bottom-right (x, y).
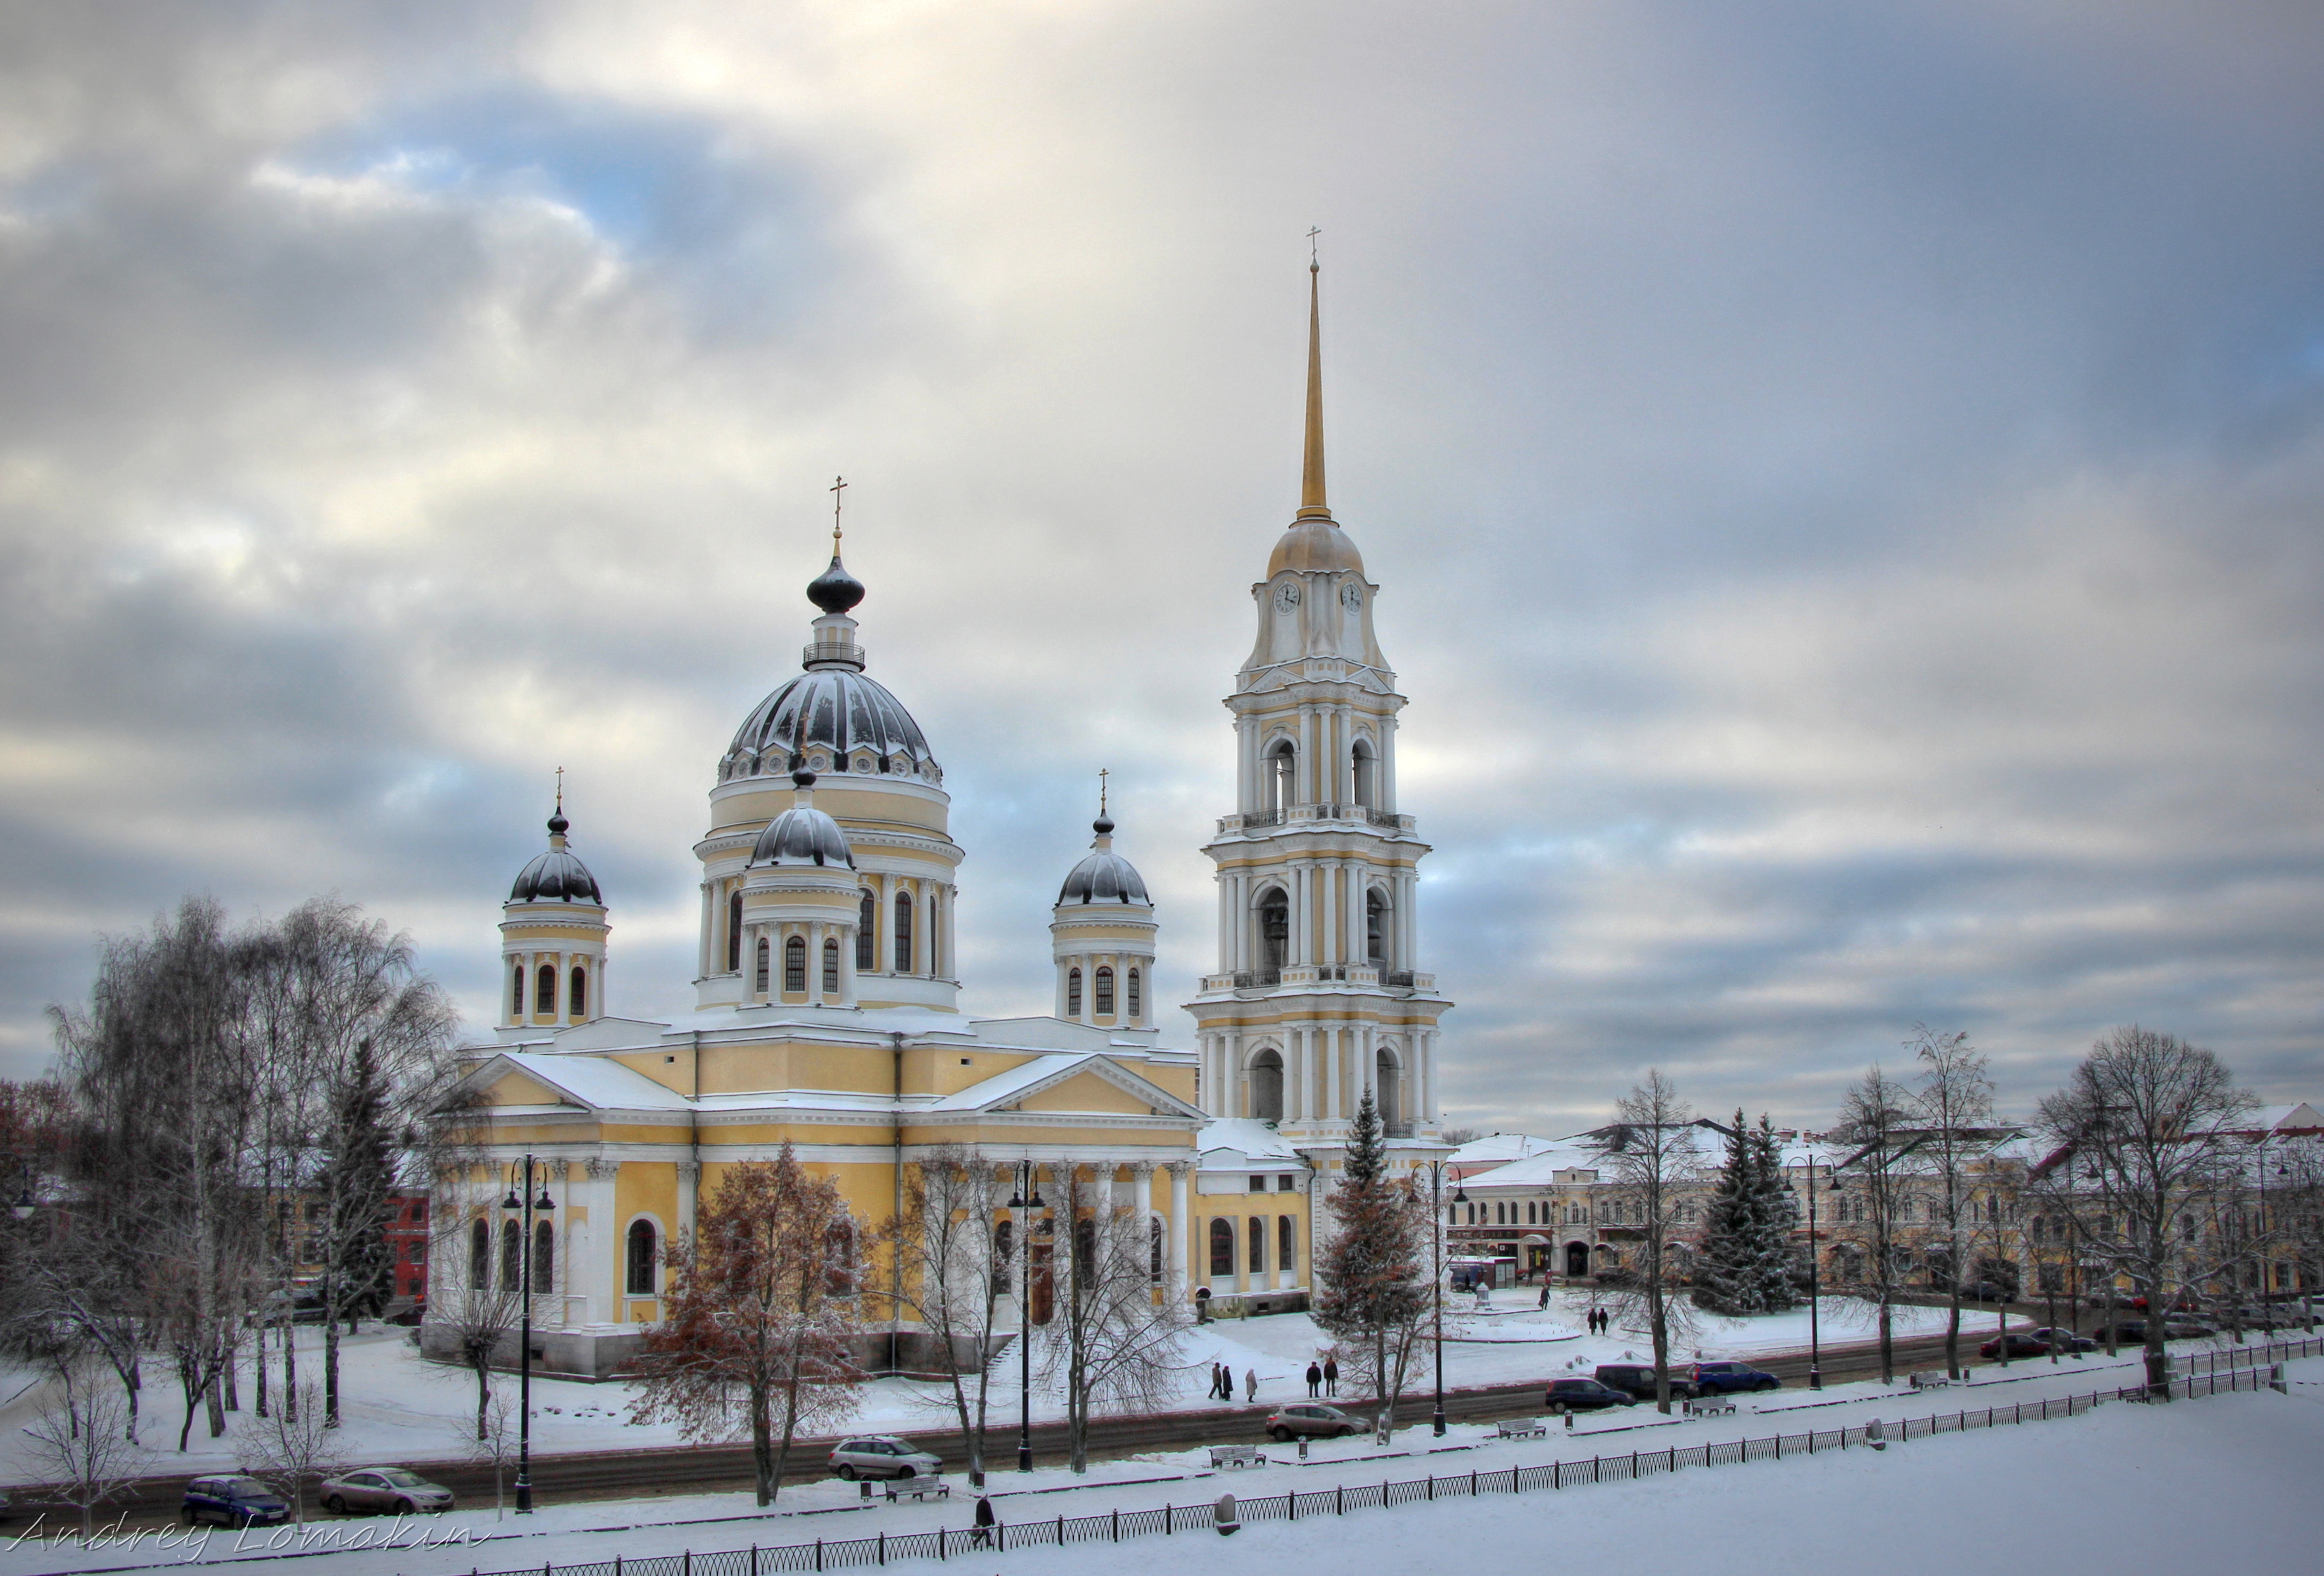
top-left (1687, 1361), bottom-right (1780, 1395)
top-left (183, 1475), bottom-right (291, 1528)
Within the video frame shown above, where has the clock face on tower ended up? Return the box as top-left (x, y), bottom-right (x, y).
top-left (1342, 582), bottom-right (1362, 611)
top-left (1274, 582), bottom-right (1300, 612)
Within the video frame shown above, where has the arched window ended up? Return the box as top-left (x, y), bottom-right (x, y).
top-left (510, 963), bottom-right (525, 1019)
top-left (894, 892), bottom-right (915, 974)
top-left (569, 963), bottom-right (587, 1018)
top-left (1127, 968), bottom-right (1141, 1020)
top-left (1249, 1048), bottom-right (1285, 1123)
top-left (858, 891), bottom-right (876, 970)
top-left (929, 891), bottom-right (943, 977)
top-left (726, 890), bottom-right (742, 972)
top-left (532, 1219), bottom-right (555, 1293)
top-left (625, 1219), bottom-right (657, 1295)
top-left (500, 1218), bottom-right (522, 1287)
top-left (822, 937), bottom-right (840, 995)
top-left (1366, 890), bottom-right (1388, 965)
top-left (1279, 1215), bottom-right (1297, 1274)
top-left (1258, 889), bottom-right (1289, 973)
top-left (1209, 1218), bottom-right (1234, 1278)
top-left (1073, 1218), bottom-right (1095, 1281)
top-left (784, 935), bottom-right (807, 994)
top-left (1094, 966), bottom-right (1115, 1016)
top-left (1248, 1215), bottom-right (1266, 1276)
top-left (1067, 967), bottom-right (1083, 1017)
top-left (535, 963), bottom-right (555, 1017)
top-left (469, 1219), bottom-right (491, 1289)
top-left (993, 1218), bottom-right (1014, 1296)
top-left (1150, 1216), bottom-right (1164, 1284)
top-left (1376, 1048), bottom-right (1401, 1129)
top-left (1267, 742), bottom-right (1296, 813)
top-left (754, 937), bottom-right (770, 993)
top-left (1352, 739), bottom-right (1376, 807)
top-left (826, 1221), bottom-right (858, 1296)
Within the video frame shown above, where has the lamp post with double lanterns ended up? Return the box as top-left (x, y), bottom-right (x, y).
top-left (499, 1156), bottom-right (555, 1513)
top-left (1788, 1154), bottom-right (1835, 1390)
top-left (1417, 1161), bottom-right (1468, 1436)
top-left (1006, 1158), bottom-right (1044, 1473)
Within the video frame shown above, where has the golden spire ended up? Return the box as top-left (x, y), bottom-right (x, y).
top-left (1298, 232), bottom-right (1331, 520)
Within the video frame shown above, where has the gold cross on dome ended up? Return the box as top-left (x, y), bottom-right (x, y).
top-left (830, 475), bottom-right (847, 545)
top-left (555, 765), bottom-right (564, 813)
top-left (1099, 767), bottom-right (1109, 817)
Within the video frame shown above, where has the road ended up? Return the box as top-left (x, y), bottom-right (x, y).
top-left (4, 1325), bottom-right (2091, 1532)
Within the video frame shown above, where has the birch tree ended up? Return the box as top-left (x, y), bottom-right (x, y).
top-left (21, 1384), bottom-right (146, 1544)
top-left (894, 1146), bottom-right (1010, 1486)
top-left (1908, 1027), bottom-right (1996, 1379)
top-left (1590, 1072), bottom-right (1701, 1412)
top-left (1036, 1162), bottom-right (1188, 1472)
top-left (1836, 1063), bottom-right (1917, 1384)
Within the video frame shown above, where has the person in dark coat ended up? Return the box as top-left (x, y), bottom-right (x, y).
top-left (1306, 1361), bottom-right (1322, 1397)
top-left (1322, 1355), bottom-right (1338, 1396)
top-left (971, 1496), bottom-right (995, 1548)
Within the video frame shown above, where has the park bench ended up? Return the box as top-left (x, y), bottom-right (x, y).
top-left (1681, 1394), bottom-right (1736, 1418)
top-left (1208, 1444), bottom-right (1268, 1469)
top-left (1907, 1371), bottom-right (1951, 1392)
top-left (1495, 1417), bottom-right (1548, 1439)
top-left (885, 1478), bottom-right (951, 1503)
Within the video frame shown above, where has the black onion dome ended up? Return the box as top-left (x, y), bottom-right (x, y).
top-left (1058, 822), bottom-right (1150, 906)
top-left (510, 818), bottom-right (603, 905)
top-left (722, 668), bottom-right (938, 783)
top-left (808, 553), bottom-right (866, 614)
top-left (752, 774), bottom-right (856, 868)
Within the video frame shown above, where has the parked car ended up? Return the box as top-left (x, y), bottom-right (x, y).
top-left (1593, 1363), bottom-right (1695, 1401)
top-left (828, 1437), bottom-right (944, 1481)
top-left (2027, 1327), bottom-right (2097, 1353)
top-left (1543, 1378), bottom-right (1636, 1415)
top-left (1956, 1281), bottom-right (2016, 1304)
top-left (1265, 1403), bottom-right (1360, 1441)
top-left (2091, 1319), bottom-right (2150, 1343)
top-left (249, 1286), bottom-right (330, 1326)
top-left (320, 1467), bottom-right (454, 1516)
top-left (1978, 1333), bottom-right (2053, 1360)
top-left (1686, 1361), bottom-right (1780, 1395)
top-left (183, 1476), bottom-right (292, 1528)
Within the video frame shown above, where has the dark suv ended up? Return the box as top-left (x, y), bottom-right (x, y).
top-left (1593, 1363), bottom-right (1695, 1401)
top-left (1687, 1361), bottom-right (1780, 1395)
top-left (183, 1476), bottom-right (291, 1528)
top-left (1544, 1378), bottom-right (1636, 1415)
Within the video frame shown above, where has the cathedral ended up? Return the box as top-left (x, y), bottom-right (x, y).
top-left (432, 265), bottom-right (1454, 1376)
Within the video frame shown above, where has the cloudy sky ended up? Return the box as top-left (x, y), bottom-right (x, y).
top-left (3, 1), bottom-right (2321, 1133)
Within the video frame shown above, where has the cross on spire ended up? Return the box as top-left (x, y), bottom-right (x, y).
top-left (1307, 226), bottom-right (1321, 268)
top-left (1099, 767), bottom-right (1109, 817)
top-left (555, 766), bottom-right (564, 813)
top-left (830, 474), bottom-right (847, 546)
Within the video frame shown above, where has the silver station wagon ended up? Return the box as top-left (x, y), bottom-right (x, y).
top-left (828, 1436), bottom-right (944, 1481)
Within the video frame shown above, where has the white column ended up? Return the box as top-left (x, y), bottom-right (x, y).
top-left (1319, 864), bottom-right (1336, 964)
top-left (807, 921), bottom-right (825, 1006)
top-left (840, 923), bottom-right (857, 1007)
top-left (1383, 715), bottom-right (1399, 811)
top-left (586, 1157), bottom-right (619, 1324)
top-left (698, 883), bottom-right (714, 978)
top-left (677, 1159), bottom-right (700, 1243)
top-left (1169, 1162), bottom-right (1191, 1293)
top-left (1217, 877), bottom-right (1234, 972)
top-left (1298, 705), bottom-right (1316, 805)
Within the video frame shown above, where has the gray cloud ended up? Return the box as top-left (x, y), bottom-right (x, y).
top-left (2, 1), bottom-right (2321, 1135)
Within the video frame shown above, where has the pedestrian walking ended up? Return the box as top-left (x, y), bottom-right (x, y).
top-left (1538, 1283), bottom-right (1550, 1310)
top-left (971, 1496), bottom-right (996, 1549)
top-left (1305, 1361), bottom-right (1322, 1397)
top-left (1245, 1368), bottom-right (1258, 1403)
top-left (1323, 1355), bottom-right (1338, 1396)
top-left (1211, 1362), bottom-right (1228, 1399)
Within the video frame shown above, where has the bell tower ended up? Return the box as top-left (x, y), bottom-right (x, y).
top-left (1184, 260), bottom-right (1451, 1166)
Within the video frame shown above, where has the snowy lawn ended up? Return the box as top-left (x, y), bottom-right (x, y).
top-left (5, 1348), bottom-right (2297, 1574)
top-left (0, 1295), bottom-right (1998, 1485)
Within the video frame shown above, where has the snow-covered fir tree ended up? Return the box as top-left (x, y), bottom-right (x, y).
top-left (1692, 1110), bottom-right (1797, 1315)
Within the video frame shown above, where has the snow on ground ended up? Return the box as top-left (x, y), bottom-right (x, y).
top-left (0, 1290), bottom-right (1989, 1484)
top-left (8, 1346), bottom-right (2304, 1575)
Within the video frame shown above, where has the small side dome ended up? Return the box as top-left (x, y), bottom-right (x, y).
top-left (1058, 817), bottom-right (1150, 905)
top-left (1266, 516), bottom-right (1365, 578)
top-left (510, 812), bottom-right (603, 905)
top-left (808, 553), bottom-right (866, 615)
top-left (752, 770), bottom-right (856, 868)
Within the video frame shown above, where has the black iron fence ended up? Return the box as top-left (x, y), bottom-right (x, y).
top-left (453, 1338), bottom-right (2320, 1576)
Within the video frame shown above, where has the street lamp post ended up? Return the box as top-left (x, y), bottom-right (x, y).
top-left (1007, 1159), bottom-right (1044, 1473)
top-left (1424, 1163), bottom-right (1467, 1436)
top-left (500, 1156), bottom-right (554, 1514)
top-left (1791, 1155), bottom-right (1830, 1390)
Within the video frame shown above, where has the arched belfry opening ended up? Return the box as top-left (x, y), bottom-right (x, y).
top-left (1257, 888), bottom-right (1289, 975)
top-left (1366, 888), bottom-right (1388, 966)
top-left (1352, 737), bottom-right (1376, 808)
top-left (1266, 741), bottom-right (1296, 814)
top-left (1249, 1047), bottom-right (1284, 1122)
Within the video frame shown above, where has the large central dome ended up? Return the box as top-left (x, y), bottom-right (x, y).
top-left (719, 667), bottom-right (938, 785)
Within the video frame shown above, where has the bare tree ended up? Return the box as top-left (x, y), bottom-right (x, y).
top-left (628, 1147), bottom-right (874, 1505)
top-left (1907, 1027), bottom-right (1996, 1378)
top-left (2035, 1025), bottom-right (2256, 1395)
top-left (1035, 1162), bottom-right (1190, 1471)
top-left (427, 1182), bottom-right (529, 1442)
top-left (893, 1146), bottom-right (1011, 1486)
top-left (1835, 1063), bottom-right (1917, 1383)
top-left (22, 1382), bottom-right (147, 1543)
top-left (242, 1381), bottom-right (350, 1525)
top-left (448, 1388), bottom-right (521, 1519)
top-left (1313, 1092), bottom-right (1435, 1442)
top-left (1589, 1071), bottom-right (1701, 1412)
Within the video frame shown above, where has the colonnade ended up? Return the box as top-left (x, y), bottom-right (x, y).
top-left (1215, 862), bottom-right (1418, 975)
top-left (1196, 1025), bottom-right (1438, 1127)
